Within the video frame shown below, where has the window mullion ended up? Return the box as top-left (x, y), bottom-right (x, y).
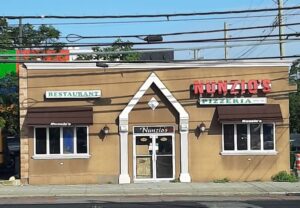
top-left (260, 124), bottom-right (264, 150)
top-left (34, 127), bottom-right (36, 155)
top-left (46, 127), bottom-right (50, 155)
top-left (87, 127), bottom-right (89, 154)
top-left (234, 124), bottom-right (237, 151)
top-left (222, 124), bottom-right (224, 152)
top-left (273, 123), bottom-right (276, 151)
top-left (60, 127), bottom-right (63, 155)
top-left (247, 124), bottom-right (250, 151)
top-left (74, 127), bottom-right (77, 154)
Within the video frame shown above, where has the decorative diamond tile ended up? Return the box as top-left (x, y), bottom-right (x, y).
top-left (148, 97), bottom-right (159, 110)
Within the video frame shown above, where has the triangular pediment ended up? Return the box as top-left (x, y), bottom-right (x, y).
top-left (119, 73), bottom-right (188, 122)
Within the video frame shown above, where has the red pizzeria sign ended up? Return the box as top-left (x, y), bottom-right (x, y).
top-left (193, 79), bottom-right (271, 95)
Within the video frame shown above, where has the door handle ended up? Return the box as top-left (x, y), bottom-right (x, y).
top-left (153, 155), bottom-right (157, 161)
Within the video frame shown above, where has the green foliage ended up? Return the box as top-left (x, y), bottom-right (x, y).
top-left (0, 72), bottom-right (19, 136)
top-left (0, 18), bottom-right (64, 51)
top-left (0, 117), bottom-right (5, 128)
top-left (0, 19), bottom-right (13, 49)
top-left (170, 178), bottom-right (180, 183)
top-left (213, 178), bottom-right (230, 183)
top-left (0, 72), bottom-right (18, 103)
top-left (271, 171), bottom-right (298, 182)
top-left (77, 38), bottom-right (140, 61)
top-left (290, 59), bottom-right (300, 79)
top-left (289, 59), bottom-right (300, 133)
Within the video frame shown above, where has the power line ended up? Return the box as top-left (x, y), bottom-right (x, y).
top-left (7, 21), bottom-right (300, 42)
top-left (6, 13), bottom-right (300, 26)
top-left (287, 25), bottom-right (298, 32)
top-left (63, 22), bottom-right (300, 41)
top-left (0, 39), bottom-right (299, 58)
top-left (0, 55), bottom-right (299, 63)
top-left (2, 6), bottom-right (300, 19)
top-left (6, 21), bottom-right (300, 49)
top-left (237, 17), bottom-right (278, 58)
top-left (1, 32), bottom-right (299, 49)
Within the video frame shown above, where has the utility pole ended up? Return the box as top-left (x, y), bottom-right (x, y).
top-left (224, 22), bottom-right (228, 60)
top-left (277, 0), bottom-right (284, 59)
top-left (19, 18), bottom-right (23, 61)
top-left (193, 49), bottom-right (199, 60)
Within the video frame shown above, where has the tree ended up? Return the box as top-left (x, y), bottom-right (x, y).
top-left (0, 19), bottom-right (13, 49)
top-left (289, 59), bottom-right (300, 133)
top-left (0, 18), bottom-right (64, 56)
top-left (0, 19), bottom-right (64, 137)
top-left (0, 72), bottom-right (18, 137)
top-left (77, 39), bottom-right (140, 61)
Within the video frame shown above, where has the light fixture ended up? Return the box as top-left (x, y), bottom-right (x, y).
top-left (198, 122), bottom-right (206, 133)
top-left (102, 125), bottom-right (110, 135)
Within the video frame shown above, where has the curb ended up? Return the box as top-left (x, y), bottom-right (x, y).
top-left (0, 191), bottom-right (299, 198)
top-left (286, 192), bottom-right (300, 196)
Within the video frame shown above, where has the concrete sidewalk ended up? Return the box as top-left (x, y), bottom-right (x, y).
top-left (0, 182), bottom-right (300, 198)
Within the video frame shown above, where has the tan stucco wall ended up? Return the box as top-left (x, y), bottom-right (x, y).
top-left (20, 65), bottom-right (292, 184)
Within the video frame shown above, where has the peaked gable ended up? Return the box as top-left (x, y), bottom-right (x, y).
top-left (119, 73), bottom-right (188, 121)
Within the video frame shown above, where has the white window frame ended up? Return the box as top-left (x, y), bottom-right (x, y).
top-left (33, 126), bottom-right (90, 159)
top-left (221, 122), bottom-right (277, 155)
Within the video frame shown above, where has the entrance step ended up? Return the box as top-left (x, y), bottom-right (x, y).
top-left (0, 178), bottom-right (21, 186)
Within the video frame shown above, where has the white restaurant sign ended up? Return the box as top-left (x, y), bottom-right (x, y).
top-left (199, 97), bottom-right (267, 105)
top-left (45, 90), bottom-right (101, 98)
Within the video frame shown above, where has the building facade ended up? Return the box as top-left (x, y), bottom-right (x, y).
top-left (19, 61), bottom-right (295, 184)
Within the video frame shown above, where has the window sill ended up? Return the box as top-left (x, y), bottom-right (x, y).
top-left (220, 151), bottom-right (278, 156)
top-left (32, 154), bottom-right (91, 160)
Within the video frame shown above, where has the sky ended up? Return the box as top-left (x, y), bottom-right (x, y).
top-left (1, 0), bottom-right (300, 60)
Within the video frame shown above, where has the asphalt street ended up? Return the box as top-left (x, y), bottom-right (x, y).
top-left (0, 196), bottom-right (300, 208)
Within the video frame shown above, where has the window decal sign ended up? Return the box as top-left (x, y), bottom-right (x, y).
top-left (242, 120), bottom-right (262, 123)
top-left (50, 122), bottom-right (72, 126)
top-left (45, 90), bottom-right (101, 98)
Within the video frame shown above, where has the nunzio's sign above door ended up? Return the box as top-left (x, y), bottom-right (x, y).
top-left (45, 90), bottom-right (101, 99)
top-left (134, 126), bottom-right (175, 134)
top-left (192, 79), bottom-right (271, 105)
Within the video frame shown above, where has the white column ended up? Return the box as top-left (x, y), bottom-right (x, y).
top-left (179, 121), bottom-right (191, 182)
top-left (118, 125), bottom-right (130, 184)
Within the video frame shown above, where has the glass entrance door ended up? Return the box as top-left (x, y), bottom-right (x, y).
top-left (134, 135), bottom-right (174, 181)
top-left (155, 136), bottom-right (173, 178)
top-left (135, 136), bottom-right (153, 179)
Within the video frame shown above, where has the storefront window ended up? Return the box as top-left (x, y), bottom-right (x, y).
top-left (35, 128), bottom-right (47, 154)
top-left (263, 124), bottom-right (274, 150)
top-left (237, 124), bottom-right (247, 150)
top-left (223, 124), bottom-right (234, 150)
top-left (222, 123), bottom-right (275, 154)
top-left (250, 124), bottom-right (261, 150)
top-left (63, 127), bottom-right (74, 154)
top-left (34, 126), bottom-right (88, 157)
top-left (49, 127), bottom-right (60, 154)
top-left (76, 127), bottom-right (87, 154)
